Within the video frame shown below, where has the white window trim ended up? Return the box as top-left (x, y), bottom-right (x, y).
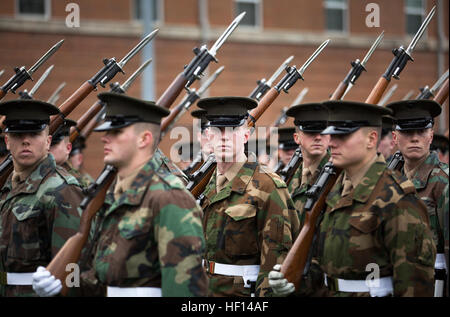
top-left (15, 0), bottom-right (51, 21)
top-left (323, 0), bottom-right (349, 34)
top-left (234, 0), bottom-right (263, 31)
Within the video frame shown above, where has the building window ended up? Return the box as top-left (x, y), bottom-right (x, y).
top-left (405, 0), bottom-right (425, 35)
top-left (235, 0), bottom-right (261, 28)
top-left (133, 0), bottom-right (162, 22)
top-left (16, 0), bottom-right (50, 19)
top-left (324, 0), bottom-right (348, 32)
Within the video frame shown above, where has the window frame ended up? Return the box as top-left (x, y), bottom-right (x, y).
top-left (132, 0), bottom-right (164, 24)
top-left (323, 0), bottom-right (349, 34)
top-left (15, 0), bottom-right (51, 20)
top-left (234, 0), bottom-right (263, 30)
top-left (404, 0), bottom-right (426, 36)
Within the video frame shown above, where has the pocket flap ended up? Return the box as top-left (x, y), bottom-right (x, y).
top-left (224, 204), bottom-right (257, 221)
top-left (12, 203), bottom-right (41, 221)
top-left (348, 212), bottom-right (380, 233)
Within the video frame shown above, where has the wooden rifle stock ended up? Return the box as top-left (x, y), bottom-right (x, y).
top-left (281, 164), bottom-right (341, 290)
top-left (434, 78), bottom-right (449, 105)
top-left (330, 81), bottom-right (348, 101)
top-left (0, 89), bottom-right (6, 100)
top-left (365, 77), bottom-right (390, 104)
top-left (156, 73), bottom-right (188, 109)
top-left (46, 165), bottom-right (117, 296)
top-left (248, 88), bottom-right (279, 128)
top-left (69, 100), bottom-right (104, 142)
top-left (160, 103), bottom-right (183, 132)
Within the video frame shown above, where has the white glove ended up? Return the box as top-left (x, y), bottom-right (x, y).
top-left (32, 266), bottom-right (62, 297)
top-left (268, 264), bottom-right (295, 296)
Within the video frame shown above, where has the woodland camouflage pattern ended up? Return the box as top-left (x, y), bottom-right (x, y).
top-left (400, 151), bottom-right (449, 253)
top-left (152, 148), bottom-right (189, 185)
top-left (61, 161), bottom-right (93, 190)
top-left (72, 158), bottom-right (208, 297)
top-left (288, 153), bottom-right (330, 219)
top-left (200, 158), bottom-right (300, 297)
top-left (304, 154), bottom-right (436, 297)
top-left (0, 155), bottom-right (83, 297)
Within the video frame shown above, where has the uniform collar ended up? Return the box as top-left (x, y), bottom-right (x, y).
top-left (404, 151), bottom-right (440, 189)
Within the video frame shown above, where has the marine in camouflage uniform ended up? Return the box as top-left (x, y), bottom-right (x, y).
top-left (197, 97), bottom-right (300, 297)
top-left (387, 100), bottom-right (449, 296)
top-left (50, 118), bottom-right (91, 190)
top-left (0, 100), bottom-right (83, 297)
top-left (284, 103), bottom-right (331, 215)
top-left (269, 101), bottom-right (436, 297)
top-left (33, 92), bottom-right (207, 297)
top-left (69, 136), bottom-right (94, 188)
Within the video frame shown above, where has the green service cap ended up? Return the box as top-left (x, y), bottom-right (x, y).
top-left (277, 127), bottom-right (298, 150)
top-left (197, 96), bottom-right (257, 127)
top-left (51, 119), bottom-right (77, 146)
top-left (386, 99), bottom-right (442, 131)
top-left (321, 100), bottom-right (392, 135)
top-left (191, 109), bottom-right (208, 130)
top-left (94, 92), bottom-right (170, 132)
top-left (0, 99), bottom-right (60, 133)
top-left (286, 102), bottom-right (329, 133)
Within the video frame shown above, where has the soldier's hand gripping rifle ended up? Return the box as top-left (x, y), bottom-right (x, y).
top-left (248, 56), bottom-right (294, 101)
top-left (365, 6), bottom-right (436, 104)
top-left (156, 12), bottom-right (245, 110)
top-left (0, 39), bottom-right (64, 100)
top-left (0, 32), bottom-right (157, 189)
top-left (69, 59), bottom-right (153, 143)
top-left (160, 65), bottom-right (225, 135)
top-left (187, 40), bottom-right (330, 198)
top-left (330, 31), bottom-right (384, 100)
top-left (280, 162), bottom-right (342, 289)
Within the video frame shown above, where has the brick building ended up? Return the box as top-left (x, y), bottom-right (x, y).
top-left (0, 0), bottom-right (448, 178)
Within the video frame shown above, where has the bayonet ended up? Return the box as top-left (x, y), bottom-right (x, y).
top-left (109, 58), bottom-right (152, 94)
top-left (402, 90), bottom-right (415, 100)
top-left (197, 65), bottom-right (225, 97)
top-left (417, 69), bottom-right (449, 99)
top-left (249, 56), bottom-right (294, 101)
top-left (117, 31), bottom-right (158, 69)
top-left (341, 31), bottom-right (384, 98)
top-left (47, 82), bottom-right (66, 104)
top-left (0, 70), bottom-right (4, 78)
top-left (89, 29), bottom-right (158, 88)
top-left (378, 83), bottom-right (397, 106)
top-left (405, 6), bottom-right (436, 56)
top-left (274, 87), bottom-right (309, 127)
top-left (277, 40), bottom-right (330, 93)
top-left (21, 65), bottom-right (55, 99)
top-left (209, 12), bottom-right (246, 57)
top-left (0, 39), bottom-right (64, 98)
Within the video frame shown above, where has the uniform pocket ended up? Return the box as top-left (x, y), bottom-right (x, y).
top-left (8, 205), bottom-right (42, 261)
top-left (348, 211), bottom-right (380, 234)
top-left (224, 204), bottom-right (259, 256)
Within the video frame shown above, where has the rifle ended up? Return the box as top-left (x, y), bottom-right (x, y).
top-left (156, 12), bottom-right (245, 109)
top-left (187, 40), bottom-right (330, 198)
top-left (183, 150), bottom-right (204, 176)
top-left (0, 32), bottom-right (156, 189)
top-left (0, 39), bottom-right (64, 100)
top-left (160, 65), bottom-right (225, 135)
top-left (377, 83), bottom-right (398, 106)
top-left (433, 77), bottom-right (449, 105)
top-left (69, 58), bottom-right (152, 143)
top-left (18, 65), bottom-right (54, 100)
top-left (46, 165), bottom-right (117, 296)
top-left (330, 31), bottom-right (384, 100)
top-left (416, 69), bottom-right (449, 100)
top-left (0, 70), bottom-right (4, 79)
top-left (365, 6), bottom-right (435, 104)
top-left (281, 162), bottom-right (342, 289)
top-left (278, 147), bottom-right (303, 185)
top-left (47, 82), bottom-right (66, 105)
top-left (248, 55), bottom-right (294, 101)
top-left (45, 15), bottom-right (245, 294)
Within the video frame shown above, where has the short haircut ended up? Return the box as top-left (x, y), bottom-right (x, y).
top-left (133, 122), bottom-right (160, 151)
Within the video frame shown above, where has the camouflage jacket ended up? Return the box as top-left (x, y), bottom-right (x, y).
top-left (153, 148), bottom-right (189, 185)
top-left (288, 153), bottom-right (330, 218)
top-left (74, 158), bottom-right (208, 297)
top-left (400, 151), bottom-right (449, 252)
top-left (310, 154), bottom-right (436, 297)
top-left (61, 161), bottom-right (93, 190)
top-left (200, 159), bottom-right (300, 297)
top-left (0, 155), bottom-right (83, 297)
